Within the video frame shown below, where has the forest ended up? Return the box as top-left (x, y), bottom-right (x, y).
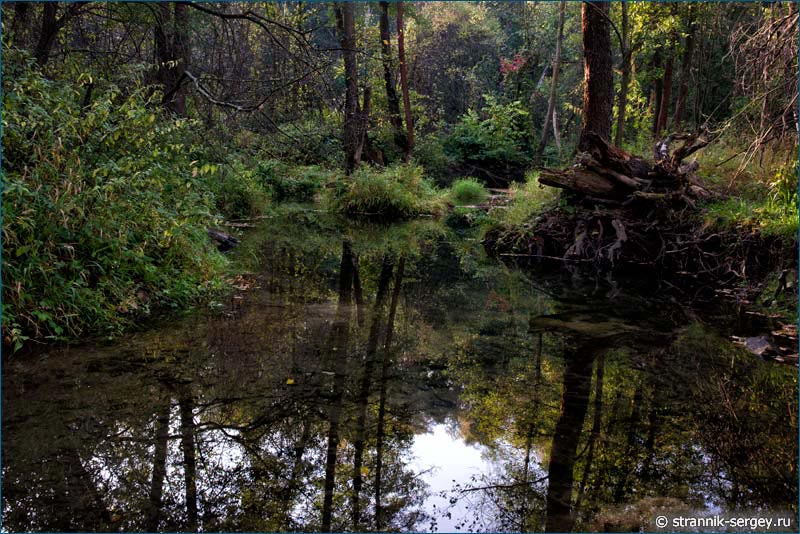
top-left (1, 1), bottom-right (798, 533)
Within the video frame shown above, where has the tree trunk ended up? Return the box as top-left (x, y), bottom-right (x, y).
top-left (335, 2), bottom-right (362, 174)
top-left (396, 1), bottom-right (414, 160)
top-left (379, 1), bottom-right (406, 153)
top-left (534, 0), bottom-right (566, 165)
top-left (579, 1), bottom-right (614, 151)
top-left (34, 3), bottom-right (60, 66)
top-left (614, 1), bottom-right (631, 146)
top-left (672, 7), bottom-right (695, 128)
top-left (651, 50), bottom-right (663, 136)
top-left (154, 3), bottom-right (190, 116)
top-left (655, 56), bottom-right (674, 137)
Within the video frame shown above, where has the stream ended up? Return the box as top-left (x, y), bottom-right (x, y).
top-left (3, 207), bottom-right (797, 532)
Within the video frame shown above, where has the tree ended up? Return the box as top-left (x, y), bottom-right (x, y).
top-left (379, 2), bottom-right (406, 154)
top-left (334, 2), bottom-right (363, 174)
top-left (579, 1), bottom-right (614, 151)
top-left (614, 1), bottom-right (631, 146)
top-left (396, 1), bottom-right (414, 160)
top-left (672, 5), bottom-right (695, 128)
top-left (154, 2), bottom-right (191, 116)
top-left (534, 0), bottom-right (566, 165)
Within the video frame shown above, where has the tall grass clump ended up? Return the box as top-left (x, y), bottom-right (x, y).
top-left (450, 178), bottom-right (489, 205)
top-left (1, 53), bottom-right (266, 349)
top-left (327, 164), bottom-right (447, 219)
top-left (490, 170), bottom-right (559, 228)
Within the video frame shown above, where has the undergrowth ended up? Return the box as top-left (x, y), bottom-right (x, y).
top-left (1, 53), bottom-right (270, 349)
top-left (324, 163), bottom-right (447, 219)
top-left (450, 178), bottom-right (489, 205)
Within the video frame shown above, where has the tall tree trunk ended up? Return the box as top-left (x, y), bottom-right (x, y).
top-left (154, 3), bottom-right (190, 116)
top-left (374, 256), bottom-right (405, 531)
top-left (545, 351), bottom-right (594, 532)
top-left (651, 50), bottom-right (663, 136)
top-left (379, 1), bottom-right (406, 154)
top-left (351, 258), bottom-right (394, 530)
top-left (579, 1), bottom-right (614, 151)
top-left (672, 7), bottom-right (695, 128)
top-left (534, 0), bottom-right (566, 165)
top-left (614, 1), bottom-right (631, 146)
top-left (334, 2), bottom-right (362, 174)
top-left (34, 4), bottom-right (60, 66)
top-left (179, 390), bottom-right (198, 531)
top-left (146, 398), bottom-right (171, 532)
top-left (655, 56), bottom-right (674, 137)
top-left (396, 1), bottom-right (414, 160)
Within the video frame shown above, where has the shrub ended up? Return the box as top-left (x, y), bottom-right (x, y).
top-left (450, 178), bottom-right (489, 205)
top-left (1, 53), bottom-right (247, 348)
top-left (327, 164), bottom-right (447, 219)
top-left (255, 160), bottom-right (331, 202)
top-left (445, 95), bottom-right (530, 167)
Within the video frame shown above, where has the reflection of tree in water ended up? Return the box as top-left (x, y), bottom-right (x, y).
top-left (436, 298), bottom-right (797, 532)
top-left (2, 225), bottom-right (796, 532)
top-left (2, 235), bottom-right (434, 532)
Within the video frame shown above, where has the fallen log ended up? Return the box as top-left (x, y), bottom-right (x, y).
top-left (538, 130), bottom-right (713, 206)
top-left (208, 228), bottom-right (239, 251)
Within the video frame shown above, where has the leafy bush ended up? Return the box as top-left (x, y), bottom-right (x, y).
top-left (255, 160), bottom-right (331, 201)
top-left (1, 53), bottom-right (260, 348)
top-left (326, 164), bottom-right (447, 219)
top-left (445, 95), bottom-right (530, 167)
top-left (450, 178), bottom-right (489, 205)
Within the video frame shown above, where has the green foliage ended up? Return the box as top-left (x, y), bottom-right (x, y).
top-left (255, 160), bottom-right (333, 202)
top-left (698, 144), bottom-right (798, 241)
top-left (1, 54), bottom-right (265, 348)
top-left (411, 130), bottom-right (455, 181)
top-left (450, 178), bottom-right (489, 205)
top-left (445, 96), bottom-right (530, 167)
top-left (488, 171), bottom-right (558, 229)
top-left (325, 164), bottom-right (447, 220)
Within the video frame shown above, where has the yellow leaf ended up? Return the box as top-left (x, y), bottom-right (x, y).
top-left (286, 378), bottom-right (295, 385)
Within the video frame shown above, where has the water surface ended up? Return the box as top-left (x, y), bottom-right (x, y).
top-left (3, 208), bottom-right (797, 532)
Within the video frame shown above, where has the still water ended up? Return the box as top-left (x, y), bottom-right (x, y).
top-left (3, 208), bottom-right (797, 532)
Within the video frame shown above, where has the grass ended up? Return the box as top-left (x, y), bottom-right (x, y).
top-left (489, 170), bottom-right (559, 228)
top-left (698, 143), bottom-right (798, 241)
top-left (325, 163), bottom-right (448, 220)
top-left (449, 178), bottom-right (489, 205)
